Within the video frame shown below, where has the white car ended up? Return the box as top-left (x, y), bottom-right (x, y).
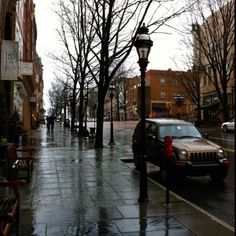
top-left (221, 119), bottom-right (234, 132)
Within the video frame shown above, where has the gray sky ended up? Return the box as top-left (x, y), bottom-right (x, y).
top-left (34, 1), bottom-right (187, 109)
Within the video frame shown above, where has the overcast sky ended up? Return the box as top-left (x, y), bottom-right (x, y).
top-left (34, 1), bottom-right (187, 109)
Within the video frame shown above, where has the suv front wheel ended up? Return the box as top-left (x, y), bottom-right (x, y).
top-left (160, 157), bottom-right (177, 182)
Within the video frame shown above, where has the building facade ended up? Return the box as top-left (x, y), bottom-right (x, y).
top-left (104, 69), bottom-right (195, 122)
top-left (192, 0), bottom-right (235, 124)
top-left (0, 0), bottom-right (44, 140)
top-left (126, 69), bottom-right (194, 120)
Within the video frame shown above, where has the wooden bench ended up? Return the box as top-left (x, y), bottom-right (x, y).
top-left (0, 180), bottom-right (25, 236)
top-left (89, 127), bottom-right (96, 141)
top-left (6, 144), bottom-right (35, 183)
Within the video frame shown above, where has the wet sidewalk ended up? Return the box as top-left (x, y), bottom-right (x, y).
top-left (18, 123), bottom-right (234, 235)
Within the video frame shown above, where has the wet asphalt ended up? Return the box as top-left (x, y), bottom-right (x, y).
top-left (16, 122), bottom-right (234, 235)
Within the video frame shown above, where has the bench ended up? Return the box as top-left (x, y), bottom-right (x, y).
top-left (89, 127), bottom-right (96, 141)
top-left (6, 144), bottom-right (35, 183)
top-left (0, 180), bottom-right (25, 236)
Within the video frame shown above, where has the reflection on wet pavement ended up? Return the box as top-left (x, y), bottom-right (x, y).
top-left (17, 123), bottom-right (233, 235)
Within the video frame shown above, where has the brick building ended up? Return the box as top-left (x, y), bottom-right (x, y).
top-left (126, 69), bottom-right (194, 120)
top-left (104, 69), bottom-right (195, 121)
top-left (0, 0), bottom-right (44, 140)
top-left (192, 0), bottom-right (234, 124)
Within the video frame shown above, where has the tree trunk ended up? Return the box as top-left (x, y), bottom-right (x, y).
top-left (78, 91), bottom-right (85, 137)
top-left (95, 91), bottom-right (105, 148)
top-left (222, 94), bottom-right (230, 122)
top-left (70, 100), bottom-right (76, 132)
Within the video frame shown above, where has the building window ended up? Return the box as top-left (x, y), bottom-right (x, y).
top-left (160, 79), bottom-right (165, 86)
top-left (172, 79), bottom-right (177, 86)
top-left (160, 92), bottom-right (165, 99)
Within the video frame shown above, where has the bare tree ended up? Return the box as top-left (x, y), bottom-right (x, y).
top-left (51, 0), bottom-right (97, 134)
top-left (47, 80), bottom-right (66, 117)
top-left (173, 52), bottom-right (202, 125)
top-left (85, 0), bottom-right (188, 148)
top-left (187, 0), bottom-right (234, 122)
top-left (48, 0), bottom-right (189, 147)
top-left (112, 63), bottom-right (135, 121)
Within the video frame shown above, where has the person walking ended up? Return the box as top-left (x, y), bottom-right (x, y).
top-left (46, 116), bottom-right (51, 130)
top-left (50, 116), bottom-right (55, 130)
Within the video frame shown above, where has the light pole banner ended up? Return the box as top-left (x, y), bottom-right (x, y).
top-left (1, 40), bottom-right (19, 80)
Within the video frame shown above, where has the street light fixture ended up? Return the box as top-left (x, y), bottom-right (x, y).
top-left (174, 94), bottom-right (184, 106)
top-left (174, 94), bottom-right (184, 119)
top-left (108, 83), bottom-right (115, 145)
top-left (134, 23), bottom-right (153, 202)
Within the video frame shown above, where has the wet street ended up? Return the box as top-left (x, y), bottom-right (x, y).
top-left (16, 120), bottom-right (234, 235)
top-left (102, 121), bottom-right (235, 227)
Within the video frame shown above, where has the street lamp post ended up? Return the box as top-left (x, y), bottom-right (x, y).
top-left (174, 94), bottom-right (184, 119)
top-left (134, 23), bottom-right (153, 202)
top-left (109, 83), bottom-right (115, 145)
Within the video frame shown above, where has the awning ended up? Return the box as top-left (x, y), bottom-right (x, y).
top-left (196, 101), bottom-right (220, 110)
top-left (152, 103), bottom-right (167, 110)
top-left (14, 81), bottom-right (27, 97)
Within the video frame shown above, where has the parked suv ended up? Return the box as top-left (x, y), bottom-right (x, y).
top-left (132, 118), bottom-right (229, 182)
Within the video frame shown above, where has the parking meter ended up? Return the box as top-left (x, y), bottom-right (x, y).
top-left (164, 136), bottom-right (172, 158)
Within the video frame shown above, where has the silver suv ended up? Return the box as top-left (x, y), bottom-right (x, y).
top-left (132, 118), bottom-right (229, 182)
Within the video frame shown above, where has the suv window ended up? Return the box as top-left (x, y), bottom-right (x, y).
top-left (159, 124), bottom-right (201, 138)
top-left (134, 121), bottom-right (157, 138)
top-left (146, 122), bottom-right (157, 137)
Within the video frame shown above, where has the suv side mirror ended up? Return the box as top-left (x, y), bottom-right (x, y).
top-left (203, 133), bottom-right (209, 139)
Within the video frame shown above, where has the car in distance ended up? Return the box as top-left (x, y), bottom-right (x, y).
top-left (104, 116), bottom-right (110, 121)
top-left (132, 118), bottom-right (229, 182)
top-left (221, 118), bottom-right (234, 132)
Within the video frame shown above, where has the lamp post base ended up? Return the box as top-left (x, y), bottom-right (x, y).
top-left (109, 121), bottom-right (115, 145)
top-left (138, 155), bottom-right (149, 203)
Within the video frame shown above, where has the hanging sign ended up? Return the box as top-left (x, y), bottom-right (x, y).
top-left (1, 40), bottom-right (19, 80)
top-left (19, 61), bottom-right (33, 76)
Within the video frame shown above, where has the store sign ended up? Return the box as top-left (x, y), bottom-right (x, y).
top-left (19, 61), bottom-right (33, 76)
top-left (1, 40), bottom-right (19, 80)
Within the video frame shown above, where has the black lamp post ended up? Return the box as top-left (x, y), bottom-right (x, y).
top-left (109, 83), bottom-right (115, 145)
top-left (134, 23), bottom-right (153, 202)
top-left (174, 94), bottom-right (184, 119)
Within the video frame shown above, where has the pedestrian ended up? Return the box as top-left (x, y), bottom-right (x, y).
top-left (50, 116), bottom-right (55, 130)
top-left (46, 116), bottom-right (50, 130)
